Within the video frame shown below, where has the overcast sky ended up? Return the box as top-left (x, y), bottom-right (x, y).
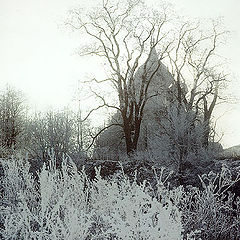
top-left (0, 0), bottom-right (239, 148)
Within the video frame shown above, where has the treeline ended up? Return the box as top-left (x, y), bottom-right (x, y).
top-left (0, 85), bottom-right (225, 186)
top-left (0, 86), bottom-right (91, 165)
top-left (0, 86), bottom-right (239, 239)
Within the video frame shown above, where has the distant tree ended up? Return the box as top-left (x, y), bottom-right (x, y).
top-left (27, 108), bottom-right (90, 166)
top-left (73, 83), bottom-right (93, 157)
top-left (157, 19), bottom-right (227, 183)
top-left (166, 19), bottom-right (227, 148)
top-left (28, 109), bottom-right (76, 163)
top-left (0, 86), bottom-right (27, 155)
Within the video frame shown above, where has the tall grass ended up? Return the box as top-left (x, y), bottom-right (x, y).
top-left (0, 156), bottom-right (182, 240)
top-left (0, 155), bottom-right (239, 239)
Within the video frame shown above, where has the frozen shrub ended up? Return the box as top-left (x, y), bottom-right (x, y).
top-left (0, 155), bottom-right (183, 240)
top-left (89, 167), bottom-right (182, 239)
top-left (1, 155), bottom-right (239, 239)
top-left (180, 164), bottom-right (240, 239)
top-left (0, 156), bottom-right (92, 240)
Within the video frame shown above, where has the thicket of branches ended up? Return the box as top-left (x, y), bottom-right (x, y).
top-left (67, 0), bottom-right (228, 158)
top-left (0, 86), bottom-right (27, 157)
top-left (0, 86), bottom-right (92, 170)
top-left (0, 0), bottom-right (235, 185)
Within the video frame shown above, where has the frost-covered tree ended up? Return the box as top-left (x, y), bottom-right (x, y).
top-left (166, 19), bottom-right (227, 148)
top-left (150, 19), bottom-right (227, 183)
top-left (68, 0), bottom-right (228, 156)
top-left (68, 0), bottom-right (173, 155)
top-left (27, 110), bottom-right (76, 163)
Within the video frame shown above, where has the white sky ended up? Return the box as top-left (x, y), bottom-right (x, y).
top-left (0, 0), bottom-right (240, 148)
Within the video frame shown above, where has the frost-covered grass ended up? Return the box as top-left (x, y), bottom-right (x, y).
top-left (0, 156), bottom-right (182, 240)
top-left (180, 165), bottom-right (240, 239)
top-left (0, 156), bottom-right (239, 240)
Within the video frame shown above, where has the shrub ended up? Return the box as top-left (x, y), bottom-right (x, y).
top-left (1, 155), bottom-right (239, 239)
top-left (180, 164), bottom-right (240, 239)
top-left (0, 156), bottom-right (182, 240)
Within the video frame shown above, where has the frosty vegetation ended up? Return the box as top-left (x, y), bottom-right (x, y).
top-left (0, 86), bottom-right (239, 238)
top-left (0, 155), bottom-right (239, 239)
top-left (1, 0), bottom-right (240, 239)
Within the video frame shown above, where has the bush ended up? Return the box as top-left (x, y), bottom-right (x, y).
top-left (180, 164), bottom-right (240, 239)
top-left (0, 156), bottom-right (182, 240)
top-left (0, 155), bottom-right (239, 239)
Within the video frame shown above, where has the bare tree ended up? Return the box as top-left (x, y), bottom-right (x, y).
top-left (68, 0), bottom-right (173, 154)
top-left (151, 19), bottom-right (229, 183)
top-left (74, 81), bottom-right (92, 155)
top-left (166, 19), bottom-right (228, 147)
top-left (28, 110), bottom-right (76, 163)
top-left (0, 86), bottom-right (26, 154)
top-left (68, 1), bottom-right (228, 156)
